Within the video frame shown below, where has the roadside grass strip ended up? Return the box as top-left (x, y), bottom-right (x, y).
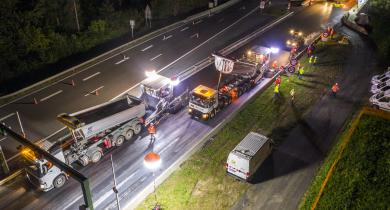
top-left (300, 108), bottom-right (390, 210)
top-left (137, 35), bottom-right (350, 210)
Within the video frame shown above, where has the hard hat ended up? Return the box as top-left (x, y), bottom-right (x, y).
top-left (150, 122), bottom-right (154, 126)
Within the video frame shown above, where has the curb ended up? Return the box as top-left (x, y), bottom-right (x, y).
top-left (0, 0), bottom-right (242, 107)
top-left (0, 169), bottom-right (22, 186)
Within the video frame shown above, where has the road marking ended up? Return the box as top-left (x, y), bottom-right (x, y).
top-left (95, 170), bottom-right (138, 207)
top-left (190, 33), bottom-right (199, 38)
top-left (82, 72), bottom-right (101, 81)
top-left (118, 169), bottom-right (139, 188)
top-left (0, 113), bottom-right (15, 122)
top-left (162, 35), bottom-right (173, 40)
top-left (141, 45), bottom-right (153, 52)
top-left (159, 137), bottom-right (179, 154)
top-left (113, 6), bottom-right (260, 101)
top-left (193, 19), bottom-right (203, 25)
top-left (180, 26), bottom-right (189, 31)
top-left (84, 86), bottom-right (104, 97)
top-left (150, 53), bottom-right (162, 61)
top-left (0, 137), bottom-right (6, 142)
top-left (40, 90), bottom-right (63, 102)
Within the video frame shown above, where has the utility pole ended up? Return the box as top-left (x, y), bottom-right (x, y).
top-left (110, 155), bottom-right (121, 210)
top-left (73, 0), bottom-right (80, 32)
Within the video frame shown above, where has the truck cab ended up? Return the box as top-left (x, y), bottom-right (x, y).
top-left (188, 85), bottom-right (220, 120)
top-left (22, 142), bottom-right (68, 191)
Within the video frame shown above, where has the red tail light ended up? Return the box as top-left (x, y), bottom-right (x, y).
top-left (246, 172), bottom-right (251, 177)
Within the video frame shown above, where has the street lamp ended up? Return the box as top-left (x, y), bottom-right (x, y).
top-left (144, 152), bottom-right (161, 209)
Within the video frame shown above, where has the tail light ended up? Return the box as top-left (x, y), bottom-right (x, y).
top-left (246, 172), bottom-right (251, 177)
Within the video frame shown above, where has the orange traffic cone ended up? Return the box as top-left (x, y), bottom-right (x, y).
top-left (71, 79), bottom-right (75, 86)
top-left (95, 90), bottom-right (99, 96)
top-left (34, 97), bottom-right (38, 105)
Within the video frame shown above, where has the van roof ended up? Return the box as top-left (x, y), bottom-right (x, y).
top-left (233, 132), bottom-right (268, 158)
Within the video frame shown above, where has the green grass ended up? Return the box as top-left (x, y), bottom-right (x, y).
top-left (137, 37), bottom-right (350, 210)
top-left (299, 114), bottom-right (390, 210)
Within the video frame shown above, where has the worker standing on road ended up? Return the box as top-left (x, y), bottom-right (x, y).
top-left (290, 88), bottom-right (295, 104)
top-left (148, 123), bottom-right (156, 142)
top-left (331, 83), bottom-right (340, 97)
top-left (274, 84), bottom-right (280, 99)
top-left (298, 66), bottom-right (304, 79)
top-left (275, 75), bottom-right (282, 86)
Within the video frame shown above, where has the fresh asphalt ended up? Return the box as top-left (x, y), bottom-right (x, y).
top-left (0, 2), bottom-right (350, 210)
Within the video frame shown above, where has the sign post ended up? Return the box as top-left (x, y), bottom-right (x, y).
top-left (129, 20), bottom-right (135, 38)
top-left (145, 5), bottom-right (152, 28)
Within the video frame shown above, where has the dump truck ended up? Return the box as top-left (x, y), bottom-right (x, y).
top-left (21, 74), bottom-right (188, 191)
top-left (188, 54), bottom-right (264, 120)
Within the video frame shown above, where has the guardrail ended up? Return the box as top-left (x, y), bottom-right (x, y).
top-left (0, 0), bottom-right (243, 107)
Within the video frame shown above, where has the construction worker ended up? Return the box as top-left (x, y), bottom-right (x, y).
top-left (274, 84), bottom-right (280, 99)
top-left (290, 88), bottom-right (295, 104)
top-left (148, 123), bottom-right (156, 141)
top-left (309, 55), bottom-right (314, 64)
top-left (313, 56), bottom-right (318, 65)
top-left (331, 83), bottom-right (340, 97)
top-left (298, 66), bottom-right (304, 79)
top-left (275, 75), bottom-right (282, 86)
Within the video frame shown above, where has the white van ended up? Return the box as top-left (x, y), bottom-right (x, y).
top-left (226, 132), bottom-right (272, 181)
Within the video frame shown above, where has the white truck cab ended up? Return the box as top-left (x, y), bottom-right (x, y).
top-left (226, 132), bottom-right (272, 181)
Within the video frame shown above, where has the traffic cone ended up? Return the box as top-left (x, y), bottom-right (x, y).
top-left (95, 90), bottom-right (99, 96)
top-left (33, 97), bottom-right (38, 105)
top-left (71, 79), bottom-right (75, 86)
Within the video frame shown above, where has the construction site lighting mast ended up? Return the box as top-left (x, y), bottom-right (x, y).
top-left (0, 124), bottom-right (94, 210)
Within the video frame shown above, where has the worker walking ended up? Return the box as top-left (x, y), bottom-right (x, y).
top-left (290, 88), bottom-right (295, 104)
top-left (275, 75), bottom-right (282, 86)
top-left (274, 84), bottom-right (280, 99)
top-left (148, 123), bottom-right (156, 142)
top-left (298, 66), bottom-right (304, 79)
top-left (331, 83), bottom-right (340, 97)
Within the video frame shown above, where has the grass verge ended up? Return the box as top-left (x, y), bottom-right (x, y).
top-left (137, 35), bottom-right (350, 210)
top-left (299, 112), bottom-right (390, 210)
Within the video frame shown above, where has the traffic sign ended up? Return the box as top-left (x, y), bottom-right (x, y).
top-left (290, 58), bottom-right (298, 66)
top-left (130, 20), bottom-right (135, 28)
top-left (288, 66), bottom-right (295, 73)
top-left (260, 1), bottom-right (265, 9)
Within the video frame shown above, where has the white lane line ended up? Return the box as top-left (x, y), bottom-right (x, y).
top-left (162, 35), bottom-right (173, 40)
top-left (141, 45), bottom-right (153, 52)
top-left (95, 170), bottom-right (138, 207)
top-left (0, 113), bottom-right (15, 122)
top-left (159, 137), bottom-right (179, 154)
top-left (190, 33), bottom-right (199, 38)
top-left (193, 19), bottom-right (203, 25)
top-left (150, 53), bottom-right (162, 61)
top-left (40, 90), bottom-right (63, 102)
top-left (115, 57), bottom-right (129, 65)
top-left (0, 137), bottom-right (6, 142)
top-left (113, 7), bottom-right (261, 101)
top-left (84, 86), bottom-right (104, 97)
top-left (180, 26), bottom-right (189, 31)
top-left (82, 72), bottom-right (101, 82)
top-left (118, 169), bottom-right (139, 188)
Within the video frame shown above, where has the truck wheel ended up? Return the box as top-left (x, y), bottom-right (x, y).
top-left (124, 129), bottom-right (134, 140)
top-left (53, 174), bottom-right (66, 188)
top-left (133, 124), bottom-right (142, 135)
top-left (79, 155), bottom-right (89, 166)
top-left (91, 151), bottom-right (102, 163)
top-left (116, 135), bottom-right (125, 146)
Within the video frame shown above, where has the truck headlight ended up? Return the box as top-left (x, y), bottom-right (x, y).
top-left (188, 108), bottom-right (193, 113)
top-left (202, 113), bottom-right (208, 119)
top-left (40, 184), bottom-right (45, 189)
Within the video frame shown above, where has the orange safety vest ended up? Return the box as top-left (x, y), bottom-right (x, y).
top-left (148, 125), bottom-right (156, 134)
top-left (332, 84), bottom-right (339, 93)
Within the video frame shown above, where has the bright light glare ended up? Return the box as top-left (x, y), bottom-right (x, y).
top-left (170, 77), bottom-right (180, 86)
top-left (298, 32), bottom-right (303, 36)
top-left (270, 47), bottom-right (279, 54)
top-left (145, 70), bottom-right (158, 80)
top-left (144, 152), bottom-right (162, 170)
top-left (247, 50), bottom-right (252, 56)
top-left (290, 29), bottom-right (294, 34)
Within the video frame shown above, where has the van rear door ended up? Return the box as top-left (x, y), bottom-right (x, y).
top-left (226, 152), bottom-right (249, 180)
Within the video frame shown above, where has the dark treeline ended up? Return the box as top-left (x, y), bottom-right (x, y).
top-left (0, 0), bottom-right (209, 93)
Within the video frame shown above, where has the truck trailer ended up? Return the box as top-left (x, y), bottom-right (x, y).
top-left (188, 54), bottom-right (264, 120)
top-left (21, 74), bottom-right (188, 191)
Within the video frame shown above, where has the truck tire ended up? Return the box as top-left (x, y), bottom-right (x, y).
top-left (133, 123), bottom-right (142, 135)
top-left (53, 174), bottom-right (66, 188)
top-left (91, 151), bottom-right (102, 163)
top-left (116, 135), bottom-right (125, 146)
top-left (124, 129), bottom-right (134, 141)
top-left (79, 155), bottom-right (89, 166)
